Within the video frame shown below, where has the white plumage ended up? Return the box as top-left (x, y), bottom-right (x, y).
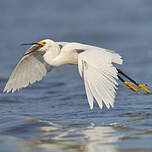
top-left (4, 39), bottom-right (123, 109)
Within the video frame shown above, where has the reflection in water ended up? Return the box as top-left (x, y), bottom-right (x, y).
top-left (82, 126), bottom-right (120, 152)
top-left (18, 117), bottom-right (122, 152)
top-left (1, 116), bottom-right (152, 152)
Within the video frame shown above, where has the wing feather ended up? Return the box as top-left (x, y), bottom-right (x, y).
top-left (4, 51), bottom-right (52, 93)
top-left (84, 71), bottom-right (94, 109)
top-left (78, 49), bottom-right (122, 109)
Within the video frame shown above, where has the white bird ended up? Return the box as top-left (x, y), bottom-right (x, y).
top-left (4, 39), bottom-right (149, 109)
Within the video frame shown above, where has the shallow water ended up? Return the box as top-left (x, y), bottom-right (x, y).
top-left (1, 0), bottom-right (152, 152)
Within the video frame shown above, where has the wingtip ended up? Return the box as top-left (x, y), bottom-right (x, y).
top-left (3, 88), bottom-right (10, 93)
top-left (112, 53), bottom-right (123, 65)
top-left (3, 87), bottom-right (7, 93)
top-left (90, 105), bottom-right (93, 110)
top-left (106, 104), bottom-right (110, 109)
top-left (3, 86), bottom-right (14, 93)
top-left (98, 103), bottom-right (103, 109)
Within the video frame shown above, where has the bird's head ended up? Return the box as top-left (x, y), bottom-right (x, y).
top-left (37, 39), bottom-right (58, 51)
top-left (21, 39), bottom-right (56, 49)
top-left (21, 39), bottom-right (60, 56)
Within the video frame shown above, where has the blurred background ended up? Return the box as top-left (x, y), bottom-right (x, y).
top-left (0, 0), bottom-right (152, 152)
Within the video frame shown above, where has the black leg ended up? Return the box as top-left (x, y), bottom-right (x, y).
top-left (117, 68), bottom-right (138, 85)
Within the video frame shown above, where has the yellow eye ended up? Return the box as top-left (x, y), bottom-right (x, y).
top-left (37, 41), bottom-right (46, 47)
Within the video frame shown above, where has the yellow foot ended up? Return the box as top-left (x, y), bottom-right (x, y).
top-left (124, 81), bottom-right (139, 93)
top-left (138, 84), bottom-right (151, 94)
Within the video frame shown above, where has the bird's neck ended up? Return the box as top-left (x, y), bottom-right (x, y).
top-left (47, 50), bottom-right (78, 67)
top-left (43, 46), bottom-right (61, 66)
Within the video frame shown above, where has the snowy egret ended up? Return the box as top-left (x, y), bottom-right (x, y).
top-left (3, 39), bottom-right (151, 109)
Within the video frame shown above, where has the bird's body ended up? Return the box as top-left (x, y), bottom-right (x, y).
top-left (3, 39), bottom-right (126, 109)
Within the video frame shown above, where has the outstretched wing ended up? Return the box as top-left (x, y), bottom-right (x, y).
top-left (4, 45), bottom-right (52, 93)
top-left (78, 49), bottom-right (122, 109)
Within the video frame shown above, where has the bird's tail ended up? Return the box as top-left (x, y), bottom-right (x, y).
top-left (112, 53), bottom-right (123, 65)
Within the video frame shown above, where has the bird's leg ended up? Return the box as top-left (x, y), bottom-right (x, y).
top-left (117, 68), bottom-right (151, 94)
top-left (118, 75), bottom-right (139, 93)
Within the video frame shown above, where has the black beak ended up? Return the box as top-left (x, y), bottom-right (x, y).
top-left (20, 43), bottom-right (38, 46)
top-left (22, 43), bottom-right (41, 56)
